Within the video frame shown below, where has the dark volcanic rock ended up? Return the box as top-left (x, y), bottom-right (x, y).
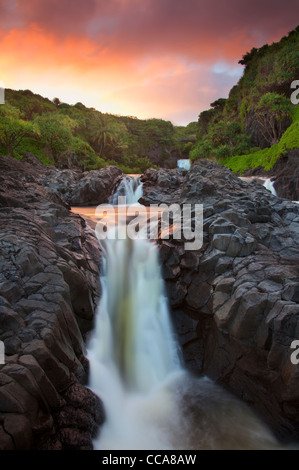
top-left (0, 154), bottom-right (123, 207)
top-left (0, 155), bottom-right (105, 450)
top-left (142, 160), bottom-right (299, 443)
top-left (140, 167), bottom-right (187, 205)
top-left (272, 149), bottom-right (299, 201)
top-left (42, 165), bottom-right (123, 206)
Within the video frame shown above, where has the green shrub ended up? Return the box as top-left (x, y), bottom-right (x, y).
top-left (16, 137), bottom-right (54, 165)
top-left (190, 140), bottom-right (213, 161)
top-left (213, 145), bottom-right (231, 160)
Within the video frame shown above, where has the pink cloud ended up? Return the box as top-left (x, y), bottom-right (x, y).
top-left (0, 0), bottom-right (298, 123)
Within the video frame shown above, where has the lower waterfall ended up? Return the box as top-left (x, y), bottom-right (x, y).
top-left (86, 178), bottom-right (282, 450)
top-left (87, 234), bottom-right (183, 450)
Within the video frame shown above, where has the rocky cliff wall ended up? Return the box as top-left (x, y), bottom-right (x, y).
top-left (0, 155), bottom-right (124, 449)
top-left (141, 161), bottom-right (299, 443)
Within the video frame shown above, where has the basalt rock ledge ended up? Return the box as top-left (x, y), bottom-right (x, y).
top-left (141, 160), bottom-right (299, 444)
top-left (0, 155), bottom-right (108, 449)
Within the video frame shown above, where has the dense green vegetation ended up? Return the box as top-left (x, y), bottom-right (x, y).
top-left (190, 26), bottom-right (299, 173)
top-left (1, 27), bottom-right (298, 175)
top-left (0, 89), bottom-right (195, 173)
top-left (222, 105), bottom-right (299, 173)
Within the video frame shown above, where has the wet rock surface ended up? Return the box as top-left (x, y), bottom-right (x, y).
top-left (0, 155), bottom-right (105, 449)
top-left (141, 160), bottom-right (299, 443)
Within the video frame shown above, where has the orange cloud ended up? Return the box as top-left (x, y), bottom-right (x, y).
top-left (0, 0), bottom-right (298, 124)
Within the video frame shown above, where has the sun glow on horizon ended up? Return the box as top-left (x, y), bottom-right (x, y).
top-left (0, 0), bottom-right (297, 125)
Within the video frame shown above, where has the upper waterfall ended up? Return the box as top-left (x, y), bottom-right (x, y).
top-left (177, 159), bottom-right (191, 170)
top-left (109, 175), bottom-right (143, 205)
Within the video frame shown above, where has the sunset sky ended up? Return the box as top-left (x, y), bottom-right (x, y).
top-left (0, 0), bottom-right (298, 125)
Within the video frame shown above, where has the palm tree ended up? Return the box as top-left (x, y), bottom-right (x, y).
top-left (89, 115), bottom-right (128, 158)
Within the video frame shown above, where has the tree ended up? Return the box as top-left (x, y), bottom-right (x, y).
top-left (89, 115), bottom-right (129, 159)
top-left (207, 120), bottom-right (241, 148)
top-left (0, 105), bottom-right (36, 156)
top-left (58, 137), bottom-right (104, 170)
top-left (52, 97), bottom-right (61, 107)
top-left (238, 47), bottom-right (258, 66)
top-left (210, 98), bottom-right (227, 111)
top-left (197, 108), bottom-right (217, 136)
top-left (190, 139), bottom-right (213, 162)
top-left (35, 112), bottom-right (77, 163)
top-left (142, 119), bottom-right (174, 154)
top-left (255, 93), bottom-right (291, 145)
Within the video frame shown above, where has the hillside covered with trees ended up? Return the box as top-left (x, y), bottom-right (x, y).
top-left (1, 27), bottom-right (297, 176)
top-left (189, 26), bottom-right (299, 174)
top-left (0, 89), bottom-right (196, 173)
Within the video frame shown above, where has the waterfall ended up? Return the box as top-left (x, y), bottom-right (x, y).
top-left (263, 178), bottom-right (277, 196)
top-left (87, 235), bottom-right (184, 449)
top-left (88, 177), bottom-right (182, 449)
top-left (177, 159), bottom-right (191, 170)
top-left (109, 175), bottom-right (143, 205)
top-left (239, 176), bottom-right (278, 197)
top-left (86, 177), bottom-right (282, 450)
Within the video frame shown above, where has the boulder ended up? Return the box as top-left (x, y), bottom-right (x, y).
top-left (41, 165), bottom-right (123, 206)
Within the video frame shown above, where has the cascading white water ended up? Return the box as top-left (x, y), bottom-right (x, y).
top-left (239, 176), bottom-right (277, 196)
top-left (109, 175), bottom-right (143, 205)
top-left (263, 178), bottom-right (277, 196)
top-left (88, 174), bottom-right (183, 449)
top-left (87, 177), bottom-right (284, 450)
top-left (177, 159), bottom-right (191, 170)
top-left (87, 233), bottom-right (184, 449)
